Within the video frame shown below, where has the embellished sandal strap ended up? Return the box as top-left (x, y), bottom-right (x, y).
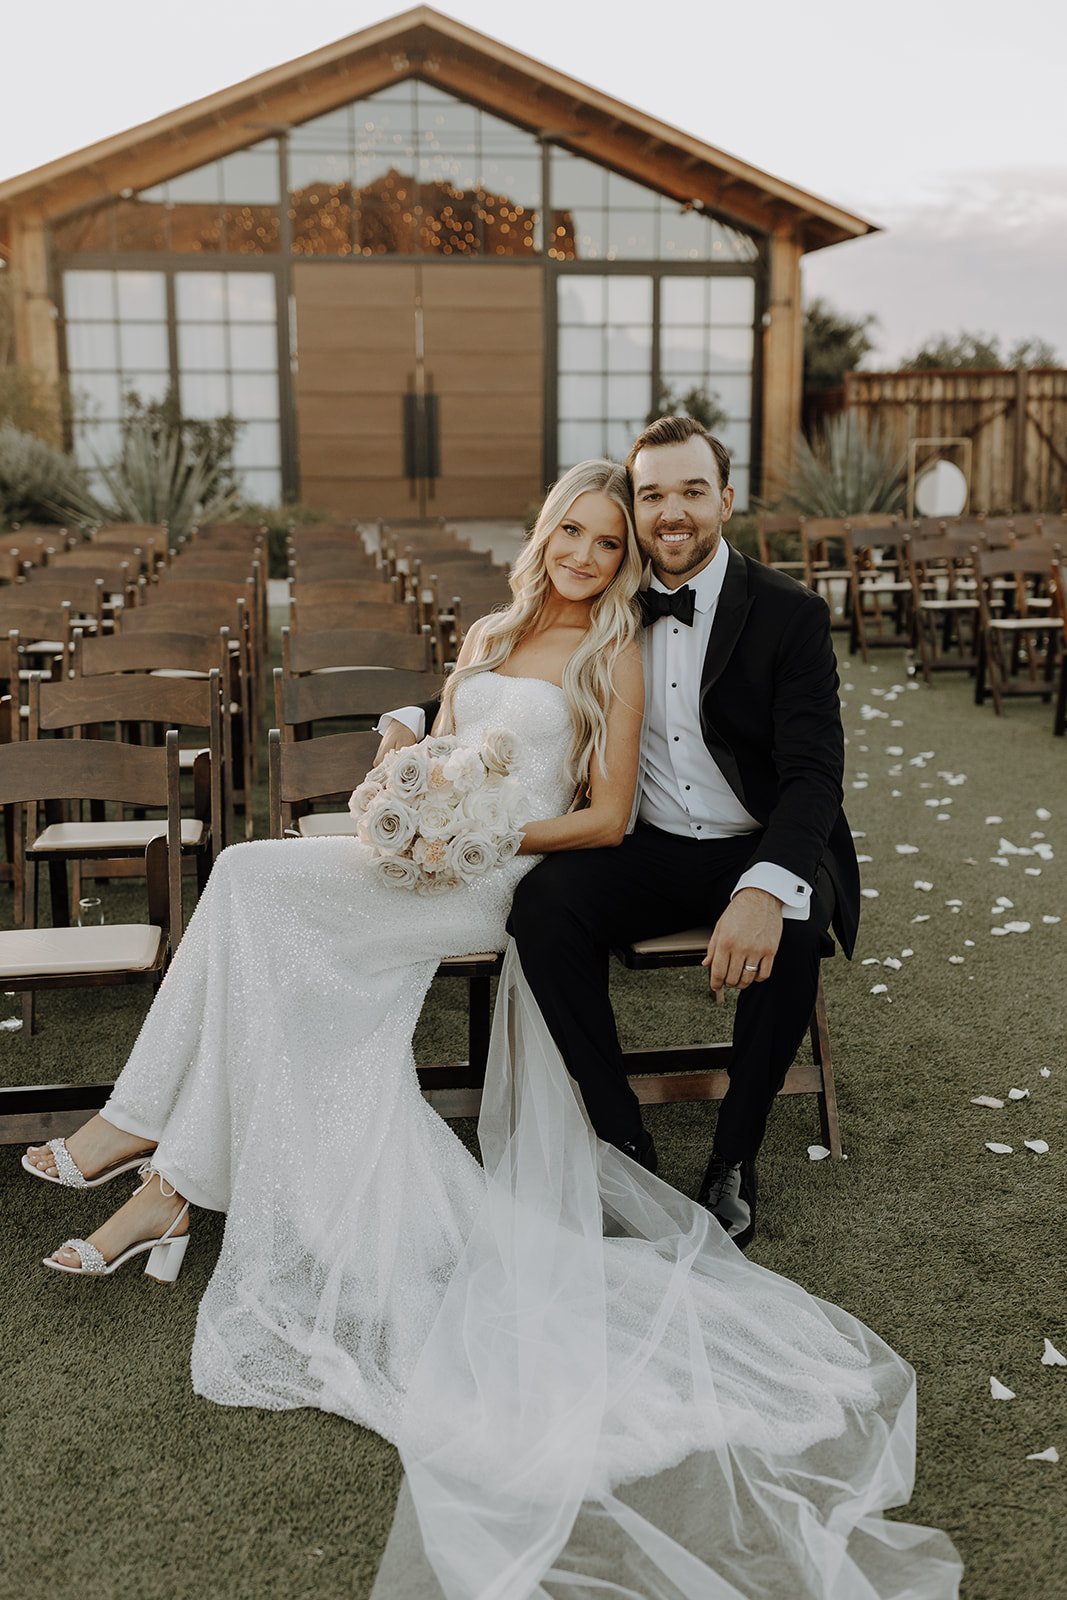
top-left (48, 1139), bottom-right (88, 1189)
top-left (59, 1238), bottom-right (108, 1274)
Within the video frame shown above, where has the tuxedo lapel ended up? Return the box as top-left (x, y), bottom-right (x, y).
top-left (698, 544), bottom-right (753, 807)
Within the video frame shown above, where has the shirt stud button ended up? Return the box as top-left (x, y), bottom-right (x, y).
top-left (673, 735), bottom-right (679, 741)
top-left (671, 682), bottom-right (677, 688)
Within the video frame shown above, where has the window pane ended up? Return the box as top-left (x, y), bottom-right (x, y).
top-left (70, 371), bottom-right (124, 417)
top-left (660, 277), bottom-right (707, 324)
top-left (729, 464), bottom-right (750, 511)
top-left (115, 271), bottom-right (166, 321)
top-left (63, 272), bottom-right (114, 320)
top-left (229, 373), bottom-right (280, 419)
top-left (716, 417), bottom-right (752, 460)
top-left (123, 370), bottom-right (170, 403)
top-left (419, 97), bottom-right (477, 150)
top-left (72, 419), bottom-right (122, 466)
top-left (226, 274), bottom-right (277, 322)
top-left (479, 106), bottom-right (535, 149)
top-left (551, 153), bottom-right (605, 209)
top-left (219, 145), bottom-right (279, 204)
top-left (709, 374), bottom-right (752, 417)
top-left (232, 420), bottom-right (281, 469)
top-left (605, 323), bottom-right (652, 373)
top-left (558, 326), bottom-right (603, 371)
top-left (707, 327), bottom-right (754, 371)
top-left (291, 106), bottom-right (352, 147)
top-left (118, 323), bottom-right (169, 370)
top-left (289, 150), bottom-right (352, 190)
top-left (558, 420), bottom-right (604, 463)
top-left (565, 210), bottom-right (606, 259)
top-left (167, 162), bottom-right (223, 204)
top-left (606, 171), bottom-right (658, 209)
top-left (67, 323), bottom-right (118, 370)
top-left (176, 273), bottom-right (227, 320)
top-left (238, 467), bottom-right (282, 504)
top-left (418, 150), bottom-right (477, 192)
top-left (659, 208), bottom-right (710, 262)
top-left (605, 419), bottom-right (639, 461)
top-left (710, 278), bottom-right (756, 326)
top-left (180, 372), bottom-right (230, 416)
top-left (606, 212), bottom-right (657, 258)
top-left (660, 327), bottom-right (708, 376)
top-left (178, 324), bottom-right (228, 370)
top-left (606, 277), bottom-right (652, 324)
top-left (559, 374), bottom-right (603, 415)
top-left (480, 156), bottom-right (540, 210)
top-left (228, 324), bottom-right (277, 371)
top-left (557, 278), bottom-right (605, 326)
top-left (605, 374), bottom-right (650, 416)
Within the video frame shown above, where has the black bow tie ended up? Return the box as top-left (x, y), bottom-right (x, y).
top-left (639, 585), bottom-right (696, 628)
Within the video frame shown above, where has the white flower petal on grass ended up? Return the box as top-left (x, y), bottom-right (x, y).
top-left (946, 898), bottom-right (963, 907)
top-left (995, 897), bottom-right (1014, 908)
top-left (886, 745), bottom-right (903, 755)
top-left (990, 857), bottom-right (1010, 867)
top-left (913, 880), bottom-right (934, 892)
top-left (860, 888), bottom-right (880, 899)
top-left (883, 957), bottom-right (902, 970)
top-left (964, 940), bottom-right (975, 947)
top-left (1036, 807), bottom-right (1052, 820)
top-left (991, 928), bottom-right (1009, 936)
top-left (851, 781), bottom-right (868, 790)
top-left (949, 956), bottom-right (965, 964)
top-left (901, 947), bottom-right (915, 957)
top-left (891, 789), bottom-right (902, 798)
top-left (1025, 868), bottom-right (1042, 876)
top-left (1041, 1339), bottom-right (1067, 1366)
top-left (895, 844), bottom-right (919, 855)
top-left (1008, 1088), bottom-right (1030, 1101)
top-left (1025, 1447), bottom-right (1060, 1463)
top-left (998, 838), bottom-right (1021, 855)
top-left (1003, 922), bottom-right (1031, 934)
top-left (985, 1143), bottom-right (1014, 1155)
top-left (971, 1096), bottom-right (1005, 1109)
top-left (985, 815), bottom-right (1004, 825)
top-left (807, 1145), bottom-right (831, 1161)
top-left (861, 958), bottom-right (881, 966)
top-left (937, 814), bottom-right (951, 821)
top-left (1042, 915), bottom-right (1062, 925)
top-left (856, 854), bottom-right (874, 863)
top-left (990, 1376), bottom-right (1016, 1399)
top-left (870, 984), bottom-right (889, 995)
top-left (1024, 1140), bottom-right (1050, 1155)
top-left (1039, 1067), bottom-right (1052, 1078)
top-left (912, 914), bottom-right (931, 923)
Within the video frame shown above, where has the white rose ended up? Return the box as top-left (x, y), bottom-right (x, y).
top-left (417, 799), bottom-right (459, 841)
top-left (498, 777), bottom-right (530, 828)
top-left (423, 735), bottom-right (459, 761)
top-left (480, 728), bottom-right (520, 776)
top-left (446, 830), bottom-right (497, 882)
top-left (494, 830), bottom-right (523, 863)
top-left (458, 786), bottom-right (512, 832)
top-left (416, 872), bottom-right (460, 897)
top-left (358, 795), bottom-right (418, 853)
top-left (442, 746), bottom-right (484, 793)
top-left (425, 761), bottom-right (457, 800)
top-left (412, 833), bottom-right (452, 875)
top-left (348, 771), bottom-right (385, 816)
top-left (376, 855), bottom-right (421, 892)
top-left (389, 747), bottom-right (430, 801)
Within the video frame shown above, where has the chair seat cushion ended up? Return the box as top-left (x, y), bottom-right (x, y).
top-left (627, 926), bottom-right (712, 957)
top-left (297, 812), bottom-right (359, 837)
top-left (0, 923), bottom-right (163, 978)
top-left (30, 819), bottom-right (205, 852)
top-left (178, 747), bottom-right (211, 769)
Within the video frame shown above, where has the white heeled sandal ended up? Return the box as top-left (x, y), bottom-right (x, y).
top-left (42, 1164), bottom-right (191, 1283)
top-left (22, 1136), bottom-right (154, 1190)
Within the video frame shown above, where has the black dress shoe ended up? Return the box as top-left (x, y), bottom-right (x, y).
top-left (616, 1128), bottom-right (658, 1174)
top-left (696, 1152), bottom-right (757, 1250)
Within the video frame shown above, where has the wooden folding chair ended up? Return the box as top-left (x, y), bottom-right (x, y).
top-left (288, 549), bottom-right (384, 584)
top-left (0, 731), bottom-right (184, 1058)
top-left (973, 545), bottom-right (1064, 713)
top-left (281, 624), bottom-right (434, 677)
top-left (273, 665), bottom-right (443, 742)
top-left (289, 576), bottom-right (403, 612)
top-left (901, 534), bottom-right (980, 684)
top-left (842, 525), bottom-right (913, 662)
top-left (613, 928), bottom-right (842, 1158)
top-left (755, 513), bottom-right (806, 579)
top-left (266, 724), bottom-right (504, 1079)
top-left (286, 595), bottom-right (421, 635)
top-left (27, 670), bottom-right (222, 924)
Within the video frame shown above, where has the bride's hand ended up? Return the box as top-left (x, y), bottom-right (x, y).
top-left (373, 719), bottom-right (418, 766)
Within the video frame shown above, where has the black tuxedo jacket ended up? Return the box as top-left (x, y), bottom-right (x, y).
top-left (668, 542), bottom-right (859, 958)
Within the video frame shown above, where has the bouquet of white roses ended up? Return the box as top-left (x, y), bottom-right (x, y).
top-left (348, 730), bottom-right (528, 894)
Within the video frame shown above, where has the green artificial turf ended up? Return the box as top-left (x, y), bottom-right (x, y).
top-left (1, 645), bottom-right (1064, 1600)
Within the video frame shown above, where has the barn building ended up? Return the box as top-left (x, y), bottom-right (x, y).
top-left (0, 7), bottom-right (874, 518)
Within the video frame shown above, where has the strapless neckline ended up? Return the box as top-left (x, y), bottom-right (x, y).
top-left (488, 670), bottom-right (566, 698)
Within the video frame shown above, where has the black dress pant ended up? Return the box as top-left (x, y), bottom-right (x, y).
top-left (508, 824), bottom-right (834, 1164)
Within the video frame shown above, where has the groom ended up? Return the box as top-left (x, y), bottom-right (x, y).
top-left (380, 417), bottom-right (858, 1249)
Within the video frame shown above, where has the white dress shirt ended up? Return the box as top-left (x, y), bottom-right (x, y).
top-left (639, 539), bottom-right (811, 919)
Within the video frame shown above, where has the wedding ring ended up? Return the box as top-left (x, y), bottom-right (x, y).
top-left (743, 963), bottom-right (759, 971)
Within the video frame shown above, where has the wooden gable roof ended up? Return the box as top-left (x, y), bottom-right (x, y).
top-left (0, 7), bottom-right (875, 253)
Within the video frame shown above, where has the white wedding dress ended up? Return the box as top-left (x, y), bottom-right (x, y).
top-left (103, 671), bottom-right (961, 1600)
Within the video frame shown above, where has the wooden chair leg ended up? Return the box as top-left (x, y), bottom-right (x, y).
top-left (21, 989), bottom-right (35, 1036)
top-left (468, 972), bottom-right (491, 1075)
top-left (809, 973), bottom-right (843, 1158)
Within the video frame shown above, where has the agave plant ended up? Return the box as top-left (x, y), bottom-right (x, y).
top-left (93, 412), bottom-right (240, 540)
top-left (0, 422), bottom-right (102, 526)
top-left (778, 412), bottom-right (905, 517)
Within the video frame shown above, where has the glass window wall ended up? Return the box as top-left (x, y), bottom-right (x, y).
top-left (64, 270), bottom-right (171, 483)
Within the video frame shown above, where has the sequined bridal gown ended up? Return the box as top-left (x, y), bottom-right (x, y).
top-left (102, 671), bottom-right (961, 1600)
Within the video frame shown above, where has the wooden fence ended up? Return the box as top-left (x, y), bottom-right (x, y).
top-left (843, 367), bottom-right (1067, 512)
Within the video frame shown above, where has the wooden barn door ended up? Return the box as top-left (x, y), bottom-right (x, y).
top-left (292, 262), bottom-right (543, 520)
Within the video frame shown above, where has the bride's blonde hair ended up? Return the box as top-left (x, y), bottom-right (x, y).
top-left (438, 460), bottom-right (642, 790)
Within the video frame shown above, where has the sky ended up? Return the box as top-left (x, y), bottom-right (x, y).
top-left (2, 0), bottom-right (1065, 367)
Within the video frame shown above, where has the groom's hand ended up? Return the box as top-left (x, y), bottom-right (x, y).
top-left (701, 888), bottom-right (784, 998)
top-left (373, 719), bottom-right (418, 767)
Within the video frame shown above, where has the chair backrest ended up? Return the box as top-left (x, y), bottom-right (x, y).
top-left (282, 625), bottom-right (433, 675)
top-left (974, 545), bottom-right (1058, 580)
top-left (0, 731), bottom-right (184, 941)
top-left (267, 726), bottom-right (380, 837)
top-left (31, 668), bottom-right (221, 737)
top-left (117, 600), bottom-right (246, 638)
top-left (44, 546), bottom-right (131, 573)
top-left (289, 576), bottom-right (400, 609)
top-left (194, 522), bottom-right (265, 538)
top-left (22, 571), bottom-right (128, 610)
top-left (287, 596), bottom-right (419, 634)
top-left (288, 551), bottom-right (381, 583)
top-left (74, 626), bottom-right (230, 679)
top-left (0, 600), bottom-right (71, 637)
top-left (274, 665), bottom-right (442, 736)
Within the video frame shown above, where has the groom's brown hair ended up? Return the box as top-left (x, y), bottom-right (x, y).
top-left (625, 416), bottom-right (731, 492)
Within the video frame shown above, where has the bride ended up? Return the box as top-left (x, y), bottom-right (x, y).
top-left (24, 460), bottom-right (961, 1598)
